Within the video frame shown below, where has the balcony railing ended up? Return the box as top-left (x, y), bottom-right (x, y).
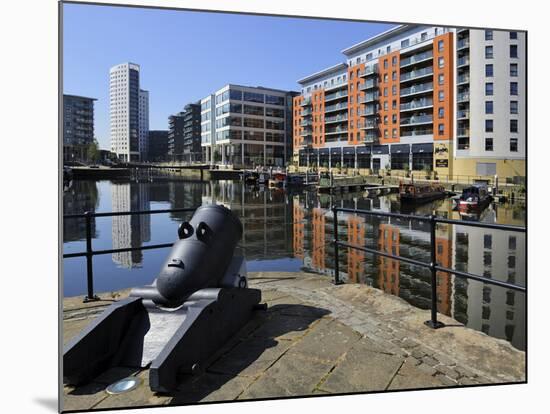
top-left (325, 80), bottom-right (347, 91)
top-left (363, 133), bottom-right (377, 143)
top-left (325, 127), bottom-right (348, 135)
top-left (457, 74), bottom-right (470, 84)
top-left (358, 92), bottom-right (378, 104)
top-left (325, 91), bottom-right (348, 102)
top-left (400, 50), bottom-right (433, 67)
top-left (325, 103), bottom-right (348, 113)
top-left (359, 66), bottom-right (377, 77)
top-left (457, 128), bottom-right (470, 137)
top-left (359, 79), bottom-right (377, 90)
top-left (401, 128), bottom-right (433, 137)
top-left (302, 108), bottom-right (313, 116)
top-left (400, 114), bottom-right (433, 126)
top-left (457, 110), bottom-right (470, 119)
top-left (400, 98), bottom-right (433, 111)
top-left (457, 38), bottom-right (470, 49)
top-left (360, 120), bottom-right (378, 129)
top-left (400, 82), bottom-right (433, 97)
top-left (325, 114), bottom-right (348, 124)
top-left (360, 105), bottom-right (376, 116)
top-left (300, 97), bottom-right (312, 106)
top-left (300, 119), bottom-right (312, 127)
top-left (400, 66), bottom-right (433, 82)
top-left (457, 56), bottom-right (470, 67)
top-left (457, 92), bottom-right (470, 102)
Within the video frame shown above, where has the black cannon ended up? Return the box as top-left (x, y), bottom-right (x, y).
top-left (63, 204), bottom-right (262, 392)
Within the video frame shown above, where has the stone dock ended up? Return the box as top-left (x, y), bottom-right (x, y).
top-left (62, 271), bottom-right (525, 411)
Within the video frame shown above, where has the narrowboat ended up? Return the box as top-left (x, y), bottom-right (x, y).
top-left (457, 184), bottom-right (492, 212)
top-left (399, 182), bottom-right (447, 204)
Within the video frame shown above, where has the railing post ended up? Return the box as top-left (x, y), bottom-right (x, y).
top-left (332, 206), bottom-right (343, 285)
top-left (424, 215), bottom-right (444, 329)
top-left (83, 211), bottom-right (100, 303)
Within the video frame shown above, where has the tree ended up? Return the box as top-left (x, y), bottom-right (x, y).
top-left (87, 139), bottom-right (100, 163)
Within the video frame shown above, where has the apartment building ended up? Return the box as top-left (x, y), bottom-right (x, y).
top-left (63, 94), bottom-right (96, 161)
top-left (109, 62), bottom-right (149, 162)
top-left (293, 25), bottom-right (525, 182)
top-left (147, 130), bottom-right (169, 162)
top-left (201, 84), bottom-right (298, 168)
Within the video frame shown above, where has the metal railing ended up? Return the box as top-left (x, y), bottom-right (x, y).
top-left (63, 208), bottom-right (197, 302)
top-left (331, 207), bottom-right (526, 328)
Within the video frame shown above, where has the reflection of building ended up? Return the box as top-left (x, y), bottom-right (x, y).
top-left (377, 224), bottom-right (400, 295)
top-left (63, 180), bottom-right (98, 241)
top-left (311, 208), bottom-right (326, 271)
top-left (294, 25), bottom-right (525, 182)
top-left (111, 182), bottom-right (151, 268)
top-left (148, 130), bottom-right (169, 162)
top-left (200, 85), bottom-right (298, 168)
top-left (293, 199), bottom-right (305, 259)
top-left (347, 216), bottom-right (365, 283)
top-left (63, 94), bottom-right (96, 162)
top-left (452, 220), bottom-right (525, 349)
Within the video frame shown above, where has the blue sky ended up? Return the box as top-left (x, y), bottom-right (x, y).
top-left (63, 3), bottom-right (395, 150)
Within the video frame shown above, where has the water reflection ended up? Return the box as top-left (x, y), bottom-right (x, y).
top-left (63, 178), bottom-right (525, 350)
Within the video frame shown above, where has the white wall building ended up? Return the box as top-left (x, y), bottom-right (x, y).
top-left (109, 62), bottom-right (149, 162)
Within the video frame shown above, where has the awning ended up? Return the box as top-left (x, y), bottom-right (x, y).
top-left (330, 147), bottom-right (342, 155)
top-left (357, 146), bottom-right (371, 154)
top-left (298, 149), bottom-right (306, 156)
top-left (412, 143), bottom-right (434, 153)
top-left (371, 145), bottom-right (389, 155)
top-left (319, 148), bottom-right (330, 155)
top-left (390, 144), bottom-right (410, 154)
top-left (343, 147), bottom-right (356, 155)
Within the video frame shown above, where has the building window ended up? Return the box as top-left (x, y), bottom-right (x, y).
top-left (485, 29), bottom-right (493, 40)
top-left (392, 99), bottom-right (397, 109)
top-left (387, 45), bottom-right (391, 53)
top-left (485, 82), bottom-right (494, 96)
top-left (392, 56), bottom-right (397, 66)
top-left (510, 100), bottom-right (518, 114)
top-left (366, 52), bottom-right (373, 60)
top-left (437, 107), bottom-right (444, 119)
top-left (383, 59), bottom-right (388, 69)
top-left (384, 74), bottom-right (388, 82)
top-left (392, 128), bottom-right (397, 137)
top-left (438, 39), bottom-right (444, 51)
top-left (510, 82), bottom-right (518, 95)
top-left (438, 74), bottom-right (444, 85)
top-left (485, 119), bottom-right (493, 132)
top-left (510, 44), bottom-right (518, 58)
top-left (510, 31), bottom-right (518, 39)
top-left (384, 129), bottom-right (389, 138)
top-left (384, 87), bottom-right (388, 97)
top-left (383, 115), bottom-right (388, 125)
top-left (421, 32), bottom-right (428, 41)
top-left (485, 138), bottom-right (493, 151)
top-left (509, 236), bottom-right (517, 250)
top-left (438, 91), bottom-right (444, 102)
top-left (485, 64), bottom-right (493, 77)
top-left (438, 123), bottom-right (444, 135)
top-left (392, 114), bottom-right (397, 124)
top-left (510, 63), bottom-right (518, 77)
top-left (485, 101), bottom-right (494, 114)
top-left (485, 45), bottom-right (493, 58)
top-left (438, 56), bottom-right (444, 68)
top-left (383, 101), bottom-right (388, 110)
top-left (510, 119), bottom-right (518, 133)
top-left (510, 138), bottom-right (518, 152)
top-left (392, 71), bottom-right (397, 81)
top-left (401, 39), bottom-right (409, 48)
top-left (392, 85), bottom-right (397, 96)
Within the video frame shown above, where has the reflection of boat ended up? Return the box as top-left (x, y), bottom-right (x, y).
top-left (241, 171), bottom-right (259, 185)
top-left (399, 182), bottom-right (447, 204)
top-left (268, 172), bottom-right (286, 188)
top-left (458, 184), bottom-right (492, 213)
top-left (63, 166), bottom-right (73, 191)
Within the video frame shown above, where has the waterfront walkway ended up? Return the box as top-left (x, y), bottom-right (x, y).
top-left (63, 271), bottom-right (525, 411)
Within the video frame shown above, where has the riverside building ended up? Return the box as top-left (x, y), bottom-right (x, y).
top-left (200, 84), bottom-right (298, 168)
top-left (110, 62), bottom-right (150, 162)
top-left (63, 94), bottom-right (96, 162)
top-left (293, 25), bottom-right (525, 182)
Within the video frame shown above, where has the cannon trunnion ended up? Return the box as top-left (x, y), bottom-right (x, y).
top-left (63, 204), bottom-right (262, 392)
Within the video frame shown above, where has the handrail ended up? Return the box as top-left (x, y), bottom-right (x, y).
top-left (63, 207), bottom-right (198, 302)
top-left (331, 206), bottom-right (526, 329)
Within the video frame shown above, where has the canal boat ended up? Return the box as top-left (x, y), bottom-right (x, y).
top-left (457, 184), bottom-right (492, 212)
top-left (399, 182), bottom-right (447, 204)
top-left (268, 172), bottom-right (286, 188)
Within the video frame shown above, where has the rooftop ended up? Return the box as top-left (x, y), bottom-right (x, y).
top-left (297, 62), bottom-right (349, 85)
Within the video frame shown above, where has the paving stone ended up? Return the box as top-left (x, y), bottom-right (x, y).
top-left (93, 367), bottom-right (141, 385)
top-left (411, 348), bottom-right (427, 359)
top-left (422, 356), bottom-right (439, 367)
top-left (320, 343), bottom-right (404, 393)
top-left (170, 373), bottom-right (253, 404)
top-left (458, 377), bottom-right (479, 386)
top-left (433, 353), bottom-right (457, 366)
top-left (208, 337), bottom-right (292, 377)
top-left (94, 370), bottom-right (171, 409)
top-left (251, 313), bottom-right (321, 341)
top-left (238, 353), bottom-right (333, 400)
top-left (286, 319), bottom-right (361, 363)
top-left (434, 373), bottom-right (458, 386)
top-left (63, 382), bottom-right (109, 411)
top-left (454, 365), bottom-right (478, 378)
top-left (435, 364), bottom-right (461, 380)
top-left (63, 318), bottom-right (92, 345)
top-left (416, 363), bottom-right (438, 376)
top-left (401, 338), bottom-right (420, 349)
top-left (388, 358), bottom-right (448, 390)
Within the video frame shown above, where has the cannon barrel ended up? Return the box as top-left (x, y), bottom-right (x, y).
top-left (154, 204), bottom-right (243, 305)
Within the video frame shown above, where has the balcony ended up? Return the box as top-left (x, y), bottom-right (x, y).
top-left (457, 91), bottom-right (470, 102)
top-left (300, 119), bottom-right (312, 127)
top-left (325, 114), bottom-right (348, 124)
top-left (325, 90), bottom-right (348, 102)
top-left (401, 128), bottom-right (433, 137)
top-left (400, 98), bottom-right (433, 111)
top-left (325, 80), bottom-right (347, 91)
top-left (360, 120), bottom-right (378, 129)
top-left (363, 133), bottom-right (377, 143)
top-left (457, 74), bottom-right (470, 84)
top-left (457, 128), bottom-right (470, 137)
top-left (400, 82), bottom-right (433, 97)
top-left (457, 38), bottom-right (470, 50)
top-left (457, 56), bottom-right (470, 67)
top-left (300, 97), bottom-right (312, 106)
top-left (300, 129), bottom-right (313, 137)
top-left (457, 110), bottom-right (470, 119)
top-left (359, 79), bottom-right (377, 90)
top-left (400, 66), bottom-right (433, 82)
top-left (359, 66), bottom-right (377, 77)
top-left (400, 114), bottom-right (433, 126)
top-left (360, 105), bottom-right (376, 116)
top-left (325, 103), bottom-right (348, 113)
top-left (302, 108), bottom-right (313, 116)
top-left (400, 50), bottom-right (433, 68)
top-left (358, 92), bottom-right (378, 104)
top-left (325, 127), bottom-right (348, 135)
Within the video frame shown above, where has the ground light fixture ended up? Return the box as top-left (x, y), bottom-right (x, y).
top-left (105, 377), bottom-right (142, 395)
